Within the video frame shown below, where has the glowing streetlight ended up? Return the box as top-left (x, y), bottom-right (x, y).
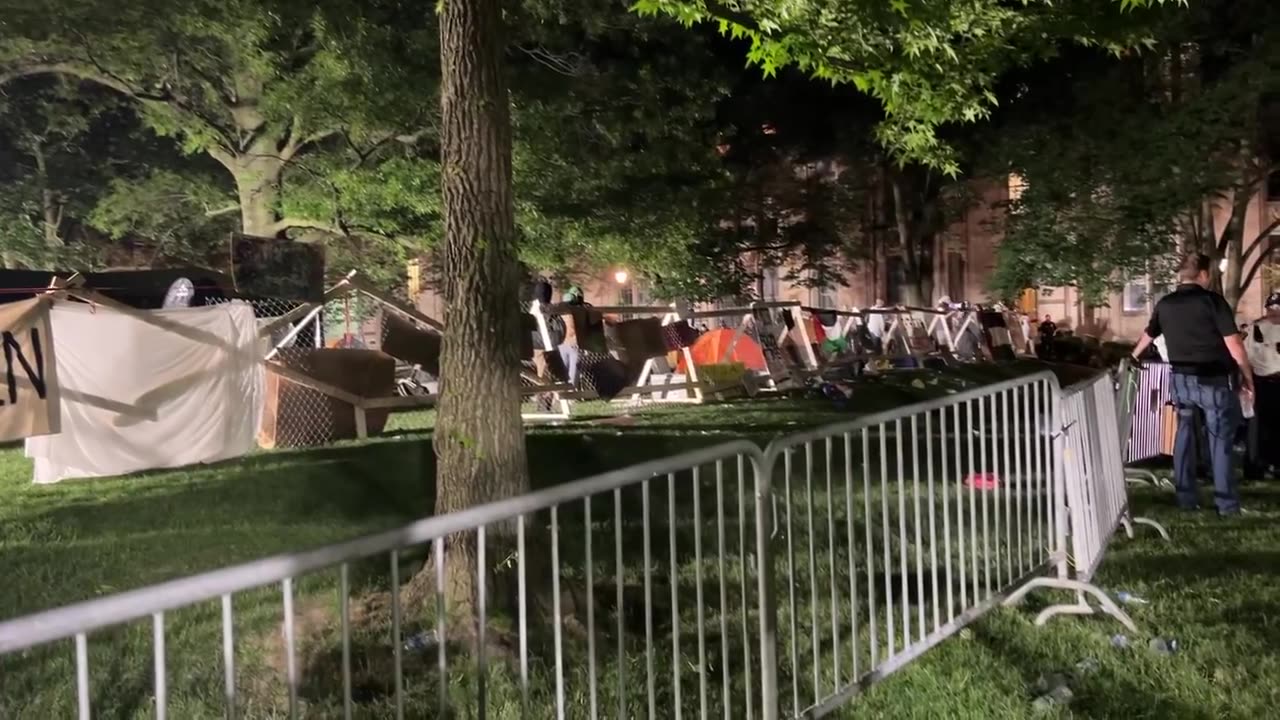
top-left (614, 269), bottom-right (629, 285)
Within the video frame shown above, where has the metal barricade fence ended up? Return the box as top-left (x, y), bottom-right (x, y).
top-left (0, 370), bottom-right (1169, 719)
top-left (0, 443), bottom-right (776, 720)
top-left (1115, 360), bottom-right (1172, 489)
top-left (1004, 370), bottom-right (1169, 633)
top-left (1124, 361), bottom-right (1172, 464)
top-left (760, 371), bottom-right (1063, 718)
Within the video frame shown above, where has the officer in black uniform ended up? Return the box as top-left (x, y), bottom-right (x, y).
top-left (1129, 253), bottom-right (1254, 515)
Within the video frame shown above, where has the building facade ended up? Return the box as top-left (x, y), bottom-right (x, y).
top-left (409, 176), bottom-right (1278, 341)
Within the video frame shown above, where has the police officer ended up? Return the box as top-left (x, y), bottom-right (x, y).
top-left (1245, 292), bottom-right (1280, 477)
top-left (1129, 253), bottom-right (1254, 516)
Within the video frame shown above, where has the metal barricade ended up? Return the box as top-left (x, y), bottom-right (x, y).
top-left (760, 372), bottom-right (1064, 718)
top-left (1004, 370), bottom-right (1169, 632)
top-left (1124, 361), bottom-right (1173, 464)
top-left (0, 443), bottom-right (776, 720)
top-left (0, 368), bottom-right (1173, 719)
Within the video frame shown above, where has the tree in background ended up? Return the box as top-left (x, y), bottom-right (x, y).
top-left (989, 0), bottom-right (1280, 307)
top-left (708, 70), bottom-right (876, 301)
top-left (636, 0), bottom-right (1171, 174)
top-left (636, 0), bottom-right (1169, 307)
top-left (0, 0), bottom-right (760, 295)
top-left (0, 76), bottom-right (234, 269)
top-left (505, 6), bottom-right (737, 299)
top-left (0, 0), bottom-right (440, 240)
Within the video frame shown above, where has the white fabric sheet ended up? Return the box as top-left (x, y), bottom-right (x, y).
top-left (25, 301), bottom-right (264, 483)
top-left (1247, 319), bottom-right (1280, 377)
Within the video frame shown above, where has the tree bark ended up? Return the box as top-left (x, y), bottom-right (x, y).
top-left (424, 0), bottom-right (530, 622)
top-left (233, 165), bottom-right (282, 237)
top-left (890, 169), bottom-right (938, 307)
top-left (213, 136), bottom-right (286, 238)
top-left (31, 141), bottom-right (62, 247)
top-left (1217, 186), bottom-right (1253, 306)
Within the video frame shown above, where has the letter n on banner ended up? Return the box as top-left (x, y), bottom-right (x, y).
top-left (0, 297), bottom-right (60, 441)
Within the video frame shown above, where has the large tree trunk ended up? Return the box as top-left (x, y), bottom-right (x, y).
top-left (206, 128), bottom-right (286, 238)
top-left (229, 153), bottom-right (285, 238)
top-left (233, 168), bottom-right (281, 237)
top-left (424, 0), bottom-right (529, 623)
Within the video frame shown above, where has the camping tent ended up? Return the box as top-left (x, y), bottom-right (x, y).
top-left (677, 328), bottom-right (767, 372)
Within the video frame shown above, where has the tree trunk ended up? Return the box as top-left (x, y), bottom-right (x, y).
top-left (31, 142), bottom-right (62, 247)
top-left (230, 155), bottom-right (284, 238)
top-left (890, 171), bottom-right (937, 307)
top-left (898, 283), bottom-right (925, 309)
top-left (914, 236), bottom-right (935, 305)
top-left (425, 0), bottom-right (529, 624)
top-left (1219, 190), bottom-right (1251, 306)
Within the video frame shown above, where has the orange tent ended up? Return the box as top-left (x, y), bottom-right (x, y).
top-left (677, 328), bottom-right (767, 372)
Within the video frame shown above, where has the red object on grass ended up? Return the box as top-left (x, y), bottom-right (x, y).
top-left (965, 473), bottom-right (1000, 490)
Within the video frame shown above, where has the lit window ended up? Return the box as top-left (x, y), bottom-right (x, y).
top-left (761, 266), bottom-right (780, 300)
top-left (1122, 278), bottom-right (1149, 313)
top-left (818, 286), bottom-right (838, 308)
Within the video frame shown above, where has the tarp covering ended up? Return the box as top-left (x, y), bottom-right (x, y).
top-left (25, 301), bottom-right (263, 483)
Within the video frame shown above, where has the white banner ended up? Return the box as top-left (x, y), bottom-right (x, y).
top-left (0, 297), bottom-right (60, 441)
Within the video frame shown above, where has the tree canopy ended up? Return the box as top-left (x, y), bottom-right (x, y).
top-left (0, 0), bottom-right (749, 294)
top-left (988, 0), bottom-right (1280, 305)
top-left (635, 0), bottom-right (1174, 174)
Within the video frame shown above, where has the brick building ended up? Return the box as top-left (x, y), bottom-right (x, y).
top-left (410, 176), bottom-right (1278, 343)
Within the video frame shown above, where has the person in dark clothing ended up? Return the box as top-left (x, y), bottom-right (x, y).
top-left (1129, 253), bottom-right (1254, 515)
top-left (532, 278), bottom-right (553, 305)
top-left (1037, 315), bottom-right (1057, 359)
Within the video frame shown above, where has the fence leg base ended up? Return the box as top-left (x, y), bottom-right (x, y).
top-left (1131, 516), bottom-right (1171, 541)
top-left (1004, 577), bottom-right (1139, 633)
top-left (1125, 468), bottom-right (1172, 489)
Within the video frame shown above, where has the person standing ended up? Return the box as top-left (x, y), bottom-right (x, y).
top-left (1129, 253), bottom-right (1254, 515)
top-left (1244, 292), bottom-right (1280, 477)
top-left (1019, 312), bottom-right (1034, 354)
top-left (558, 285), bottom-right (588, 385)
top-left (1037, 314), bottom-right (1058, 359)
top-left (865, 298), bottom-right (887, 354)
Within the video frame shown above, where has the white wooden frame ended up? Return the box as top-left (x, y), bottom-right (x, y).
top-left (526, 302), bottom-right (707, 414)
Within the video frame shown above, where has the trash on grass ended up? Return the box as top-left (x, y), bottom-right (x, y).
top-left (1148, 637), bottom-right (1179, 656)
top-left (404, 630), bottom-right (441, 653)
top-left (1115, 591), bottom-right (1149, 605)
top-left (1074, 657), bottom-right (1100, 675)
top-left (1031, 673), bottom-right (1074, 711)
top-left (1110, 634), bottom-right (1130, 649)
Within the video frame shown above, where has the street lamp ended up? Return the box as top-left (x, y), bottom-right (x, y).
top-left (614, 269), bottom-right (629, 285)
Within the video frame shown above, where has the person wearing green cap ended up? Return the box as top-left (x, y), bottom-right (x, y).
top-left (558, 285), bottom-right (588, 384)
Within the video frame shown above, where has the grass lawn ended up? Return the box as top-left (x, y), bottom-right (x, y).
top-left (1, 360), bottom-right (1277, 718)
